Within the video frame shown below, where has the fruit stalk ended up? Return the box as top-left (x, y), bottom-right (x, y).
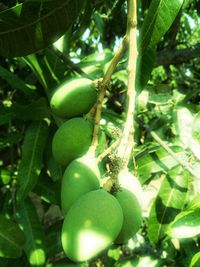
top-left (117, 0), bottom-right (138, 168)
top-left (88, 38), bottom-right (128, 156)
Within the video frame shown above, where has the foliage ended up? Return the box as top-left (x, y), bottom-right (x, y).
top-left (0, 0), bottom-right (200, 266)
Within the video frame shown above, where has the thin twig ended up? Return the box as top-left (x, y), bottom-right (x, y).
top-left (137, 119), bottom-right (199, 179)
top-left (49, 46), bottom-right (91, 79)
top-left (88, 37), bottom-right (128, 156)
top-left (117, 0), bottom-right (138, 168)
top-left (97, 140), bottom-right (120, 162)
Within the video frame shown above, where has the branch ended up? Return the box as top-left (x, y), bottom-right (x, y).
top-left (156, 43), bottom-right (200, 67)
top-left (88, 38), bottom-right (127, 156)
top-left (117, 0), bottom-right (137, 168)
top-left (137, 119), bottom-right (200, 179)
top-left (49, 46), bottom-right (91, 79)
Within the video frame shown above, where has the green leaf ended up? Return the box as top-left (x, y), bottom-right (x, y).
top-left (33, 171), bottom-right (60, 205)
top-left (17, 121), bottom-right (49, 203)
top-left (24, 54), bottom-right (59, 92)
top-left (192, 112), bottom-right (200, 143)
top-left (167, 208), bottom-right (200, 239)
top-left (136, 146), bottom-right (187, 184)
top-left (14, 98), bottom-right (50, 121)
top-left (0, 65), bottom-right (36, 94)
top-left (0, 0), bottom-right (87, 57)
top-left (45, 221), bottom-right (62, 258)
top-left (136, 47), bottom-right (156, 92)
top-left (177, 107), bottom-right (200, 160)
top-left (140, 0), bottom-right (183, 49)
top-left (0, 215), bottom-right (25, 258)
top-left (0, 106), bottom-right (13, 126)
top-left (189, 252), bottom-right (200, 267)
top-left (16, 197), bottom-right (46, 267)
top-left (147, 167), bottom-right (189, 245)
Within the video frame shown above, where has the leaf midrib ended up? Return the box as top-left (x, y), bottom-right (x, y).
top-left (0, 229), bottom-right (21, 251)
top-left (19, 122), bottom-right (43, 199)
top-left (0, 0), bottom-right (72, 35)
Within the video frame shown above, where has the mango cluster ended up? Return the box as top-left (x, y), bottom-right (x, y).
top-left (50, 78), bottom-right (142, 262)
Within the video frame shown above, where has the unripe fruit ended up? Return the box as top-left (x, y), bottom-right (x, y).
top-left (52, 118), bottom-right (93, 166)
top-left (61, 155), bottom-right (100, 215)
top-left (50, 78), bottom-right (97, 119)
top-left (61, 189), bottom-right (123, 262)
top-left (118, 169), bottom-right (143, 206)
top-left (114, 188), bottom-right (142, 244)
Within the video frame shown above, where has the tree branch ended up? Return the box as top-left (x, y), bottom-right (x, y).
top-left (156, 43), bottom-right (200, 67)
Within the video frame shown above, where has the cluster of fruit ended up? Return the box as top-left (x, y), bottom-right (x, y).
top-left (50, 77), bottom-right (142, 262)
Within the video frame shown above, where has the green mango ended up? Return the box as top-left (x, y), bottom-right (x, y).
top-left (61, 155), bottom-right (100, 215)
top-left (50, 78), bottom-right (97, 119)
top-left (114, 188), bottom-right (142, 244)
top-left (52, 117), bottom-right (93, 166)
top-left (118, 169), bottom-right (144, 206)
top-left (61, 189), bottom-right (123, 262)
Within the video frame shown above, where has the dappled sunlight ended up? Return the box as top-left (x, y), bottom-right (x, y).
top-left (118, 170), bottom-right (143, 206)
top-left (62, 227), bottom-right (111, 262)
top-left (29, 248), bottom-right (45, 266)
top-left (170, 225), bottom-right (200, 239)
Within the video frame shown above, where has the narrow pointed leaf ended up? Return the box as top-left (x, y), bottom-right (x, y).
top-left (17, 121), bottom-right (49, 202)
top-left (16, 198), bottom-right (46, 266)
top-left (136, 47), bottom-right (156, 92)
top-left (167, 208), bottom-right (200, 239)
top-left (0, 215), bottom-right (26, 258)
top-left (140, 0), bottom-right (183, 49)
top-left (0, 0), bottom-right (86, 57)
top-left (136, 146), bottom-right (187, 184)
top-left (0, 65), bottom-right (36, 94)
top-left (189, 252), bottom-right (200, 267)
top-left (147, 167), bottom-right (189, 245)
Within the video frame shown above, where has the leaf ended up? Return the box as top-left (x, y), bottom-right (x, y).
top-left (45, 221), bottom-right (62, 258)
top-left (24, 53), bottom-right (59, 91)
top-left (136, 47), bottom-right (156, 92)
top-left (16, 197), bottom-right (46, 267)
top-left (177, 107), bottom-right (200, 160)
top-left (192, 112), bottom-right (200, 143)
top-left (33, 171), bottom-right (60, 205)
top-left (0, 0), bottom-right (87, 57)
top-left (0, 215), bottom-right (25, 258)
top-left (13, 98), bottom-right (50, 121)
top-left (136, 146), bottom-right (187, 184)
top-left (0, 65), bottom-right (36, 94)
top-left (16, 121), bottom-right (49, 203)
top-left (139, 0), bottom-right (183, 49)
top-left (167, 208), bottom-right (200, 239)
top-left (147, 167), bottom-right (189, 245)
top-left (0, 106), bottom-right (13, 126)
top-left (189, 252), bottom-right (200, 267)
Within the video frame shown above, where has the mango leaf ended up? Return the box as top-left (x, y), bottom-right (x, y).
top-left (140, 0), bottom-right (183, 49)
top-left (16, 121), bottom-right (49, 203)
top-left (0, 65), bottom-right (36, 94)
top-left (0, 106), bottom-right (13, 126)
top-left (24, 54), bottom-right (59, 92)
top-left (136, 146), bottom-right (187, 184)
top-left (45, 221), bottom-right (62, 258)
top-left (177, 107), bottom-right (200, 161)
top-left (13, 98), bottom-right (50, 121)
top-left (33, 171), bottom-right (60, 205)
top-left (0, 0), bottom-right (86, 57)
top-left (136, 47), bottom-right (156, 92)
top-left (192, 112), bottom-right (200, 143)
top-left (167, 208), bottom-right (200, 239)
top-left (147, 166), bottom-right (189, 245)
top-left (0, 215), bottom-right (25, 258)
top-left (189, 252), bottom-right (200, 267)
top-left (16, 197), bottom-right (46, 267)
